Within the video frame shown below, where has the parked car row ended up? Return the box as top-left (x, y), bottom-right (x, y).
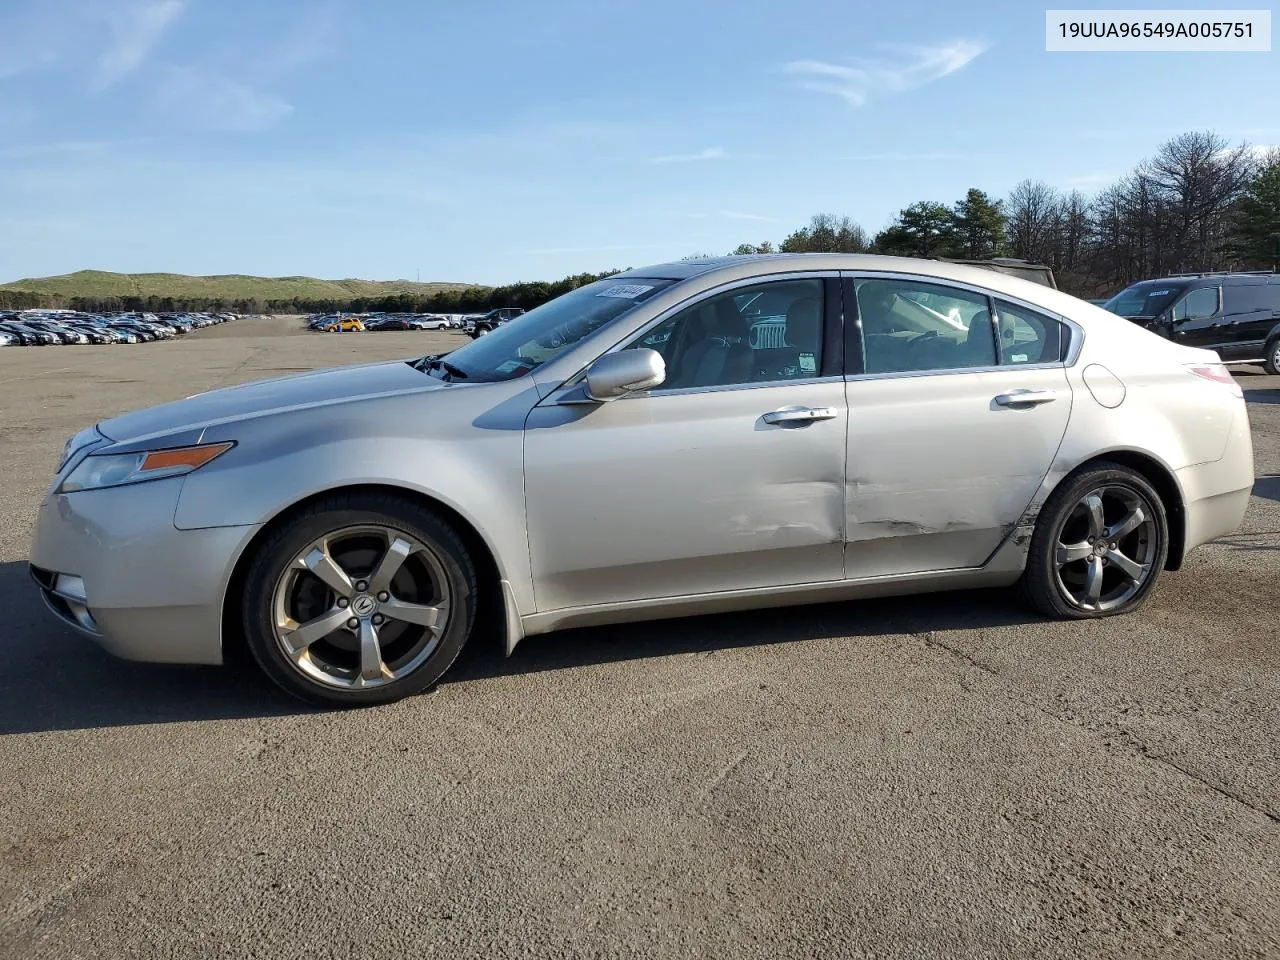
top-left (0, 310), bottom-right (235, 346)
top-left (305, 308), bottom-right (533, 338)
top-left (1101, 270), bottom-right (1280, 373)
top-left (307, 312), bottom-right (464, 333)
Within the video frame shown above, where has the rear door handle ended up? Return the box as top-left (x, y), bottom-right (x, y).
top-left (762, 406), bottom-right (840, 425)
top-left (994, 389), bottom-right (1057, 408)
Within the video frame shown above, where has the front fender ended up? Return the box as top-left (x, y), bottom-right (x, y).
top-left (175, 379), bottom-right (539, 615)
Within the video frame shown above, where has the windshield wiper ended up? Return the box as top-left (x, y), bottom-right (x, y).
top-left (411, 355), bottom-right (470, 381)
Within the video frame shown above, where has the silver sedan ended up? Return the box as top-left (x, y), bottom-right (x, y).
top-left (30, 255), bottom-right (1254, 706)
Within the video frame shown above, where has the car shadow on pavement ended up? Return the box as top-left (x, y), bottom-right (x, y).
top-left (0, 560), bottom-right (308, 735)
top-left (1244, 388), bottom-right (1280, 405)
top-left (1253, 475), bottom-right (1280, 503)
top-left (1, 556), bottom-right (1036, 733)
top-left (448, 586), bottom-right (1035, 685)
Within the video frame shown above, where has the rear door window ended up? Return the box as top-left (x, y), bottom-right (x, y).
top-left (855, 278), bottom-right (995, 374)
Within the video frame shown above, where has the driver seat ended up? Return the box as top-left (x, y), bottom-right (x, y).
top-left (961, 309), bottom-right (995, 365)
top-left (670, 299), bottom-right (752, 388)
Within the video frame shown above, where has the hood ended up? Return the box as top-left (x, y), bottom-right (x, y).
top-left (97, 359), bottom-right (447, 446)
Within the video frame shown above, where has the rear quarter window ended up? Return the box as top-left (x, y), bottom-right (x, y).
top-left (992, 299), bottom-right (1069, 364)
top-left (1222, 283), bottom-right (1280, 314)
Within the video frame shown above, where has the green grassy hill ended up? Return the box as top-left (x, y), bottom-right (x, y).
top-left (0, 270), bottom-right (478, 303)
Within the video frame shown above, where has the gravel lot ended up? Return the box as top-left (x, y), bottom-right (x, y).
top-left (1, 316), bottom-right (1277, 959)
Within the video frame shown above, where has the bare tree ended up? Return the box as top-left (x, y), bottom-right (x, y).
top-left (1005, 180), bottom-right (1061, 265)
top-left (781, 213), bottom-right (869, 253)
top-left (1057, 190), bottom-right (1089, 273)
top-left (1142, 130), bottom-right (1256, 273)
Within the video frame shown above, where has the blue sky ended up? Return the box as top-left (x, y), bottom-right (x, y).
top-left (0, 0), bottom-right (1276, 285)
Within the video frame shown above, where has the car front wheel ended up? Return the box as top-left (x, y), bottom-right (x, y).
top-left (1022, 462), bottom-right (1168, 619)
top-left (241, 493), bottom-right (477, 706)
top-left (1264, 338), bottom-right (1280, 375)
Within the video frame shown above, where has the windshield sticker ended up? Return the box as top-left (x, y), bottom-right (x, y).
top-left (596, 284), bottom-right (655, 300)
top-left (1147, 289), bottom-right (1174, 296)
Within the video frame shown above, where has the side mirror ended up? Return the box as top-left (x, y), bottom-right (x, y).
top-left (585, 348), bottom-right (666, 401)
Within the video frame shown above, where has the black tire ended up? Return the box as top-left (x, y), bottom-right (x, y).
top-left (241, 492), bottom-right (477, 707)
top-left (1022, 461), bottom-right (1169, 619)
top-left (1264, 337), bottom-right (1280, 376)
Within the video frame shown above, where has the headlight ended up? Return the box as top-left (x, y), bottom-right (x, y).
top-left (58, 426), bottom-right (108, 472)
top-left (59, 441), bottom-right (234, 493)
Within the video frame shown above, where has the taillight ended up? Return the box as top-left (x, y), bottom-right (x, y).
top-left (1186, 363), bottom-right (1243, 397)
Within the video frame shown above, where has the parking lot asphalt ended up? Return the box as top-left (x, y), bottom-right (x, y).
top-left (1, 315), bottom-right (1277, 959)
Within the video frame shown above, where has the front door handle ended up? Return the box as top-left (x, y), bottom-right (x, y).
top-left (994, 389), bottom-right (1057, 408)
top-left (762, 406), bottom-right (839, 425)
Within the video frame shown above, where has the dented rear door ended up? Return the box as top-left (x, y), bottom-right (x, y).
top-left (841, 274), bottom-right (1072, 579)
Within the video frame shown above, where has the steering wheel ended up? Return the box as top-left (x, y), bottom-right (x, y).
top-left (904, 330), bottom-right (940, 351)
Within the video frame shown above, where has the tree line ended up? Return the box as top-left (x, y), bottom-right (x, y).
top-left (726, 130), bottom-right (1279, 297)
top-left (5, 129), bottom-right (1277, 314)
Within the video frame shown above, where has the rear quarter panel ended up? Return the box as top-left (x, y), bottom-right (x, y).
top-left (1026, 308), bottom-right (1243, 521)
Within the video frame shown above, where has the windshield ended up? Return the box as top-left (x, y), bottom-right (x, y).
top-left (1103, 281), bottom-right (1186, 318)
top-left (429, 277), bottom-right (676, 382)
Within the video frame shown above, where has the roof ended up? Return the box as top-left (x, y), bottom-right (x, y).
top-left (1160, 271), bottom-right (1279, 283)
top-left (615, 253), bottom-right (1082, 311)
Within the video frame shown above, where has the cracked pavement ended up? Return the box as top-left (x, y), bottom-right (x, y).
top-left (1, 316), bottom-right (1277, 958)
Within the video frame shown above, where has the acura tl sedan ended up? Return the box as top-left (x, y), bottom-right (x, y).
top-left (30, 255), bottom-right (1254, 706)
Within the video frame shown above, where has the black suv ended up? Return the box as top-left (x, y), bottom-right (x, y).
top-left (466, 307), bottom-right (526, 339)
top-left (1103, 272), bottom-right (1280, 373)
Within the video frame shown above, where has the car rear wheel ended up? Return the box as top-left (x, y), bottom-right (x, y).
top-left (1264, 338), bottom-right (1280, 375)
top-left (1022, 463), bottom-right (1168, 619)
top-left (241, 493), bottom-right (477, 706)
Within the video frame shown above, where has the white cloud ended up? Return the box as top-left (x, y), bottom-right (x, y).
top-left (158, 68), bottom-right (293, 131)
top-left (782, 40), bottom-right (987, 107)
top-left (520, 242), bottom-right (683, 255)
top-left (651, 146), bottom-right (725, 165)
top-left (675, 210), bottom-right (777, 223)
top-left (96, 0), bottom-right (184, 89)
top-left (718, 210), bottom-right (777, 222)
top-left (844, 151), bottom-right (955, 161)
top-left (269, 1), bottom-right (343, 75)
top-left (0, 138), bottom-right (153, 159)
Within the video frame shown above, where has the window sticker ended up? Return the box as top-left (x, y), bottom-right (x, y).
top-left (1011, 353), bottom-right (1029, 363)
top-left (799, 353), bottom-right (817, 373)
top-left (595, 284), bottom-right (655, 300)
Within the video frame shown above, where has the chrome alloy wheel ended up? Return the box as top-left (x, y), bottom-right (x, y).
top-left (1053, 484), bottom-right (1159, 613)
top-left (271, 525), bottom-right (451, 690)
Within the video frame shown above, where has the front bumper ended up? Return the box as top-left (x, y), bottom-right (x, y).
top-left (28, 478), bottom-right (257, 665)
